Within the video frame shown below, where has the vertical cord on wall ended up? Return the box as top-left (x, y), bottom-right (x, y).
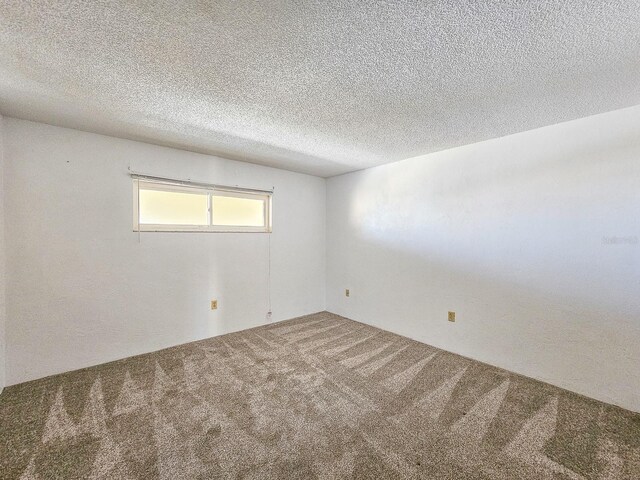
top-left (267, 187), bottom-right (273, 322)
top-left (267, 230), bottom-right (272, 321)
top-left (137, 177), bottom-right (141, 244)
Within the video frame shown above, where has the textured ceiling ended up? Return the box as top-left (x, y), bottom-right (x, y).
top-left (1, 1), bottom-right (640, 177)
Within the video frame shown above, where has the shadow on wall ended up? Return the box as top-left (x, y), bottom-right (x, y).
top-left (329, 116), bottom-right (640, 410)
top-left (346, 128), bottom-right (640, 322)
top-left (338, 232), bottom-right (638, 367)
top-left (334, 225), bottom-right (640, 410)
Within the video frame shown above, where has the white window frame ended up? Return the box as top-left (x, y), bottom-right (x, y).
top-left (133, 179), bottom-right (272, 233)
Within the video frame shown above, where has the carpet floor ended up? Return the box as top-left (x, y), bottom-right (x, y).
top-left (1, 312), bottom-right (638, 479)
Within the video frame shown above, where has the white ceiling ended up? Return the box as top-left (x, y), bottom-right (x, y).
top-left (1, 1), bottom-right (639, 177)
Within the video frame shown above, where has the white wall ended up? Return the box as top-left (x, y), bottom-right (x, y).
top-left (4, 108), bottom-right (639, 413)
top-left (3, 119), bottom-right (326, 385)
top-left (0, 114), bottom-right (6, 391)
top-left (327, 105), bottom-right (640, 412)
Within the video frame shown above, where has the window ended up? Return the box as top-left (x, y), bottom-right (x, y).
top-left (133, 179), bottom-right (272, 232)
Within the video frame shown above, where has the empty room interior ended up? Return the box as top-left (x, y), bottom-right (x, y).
top-left (1, 2), bottom-right (639, 479)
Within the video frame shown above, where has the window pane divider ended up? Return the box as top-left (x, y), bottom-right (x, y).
top-left (132, 177), bottom-right (272, 233)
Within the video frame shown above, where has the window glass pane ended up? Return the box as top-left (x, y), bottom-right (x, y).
top-left (139, 188), bottom-right (209, 225)
top-left (212, 194), bottom-right (265, 227)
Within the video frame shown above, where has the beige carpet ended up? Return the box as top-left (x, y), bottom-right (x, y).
top-left (1, 312), bottom-right (638, 479)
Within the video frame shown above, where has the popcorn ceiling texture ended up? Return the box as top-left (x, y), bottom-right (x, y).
top-left (1, 1), bottom-right (640, 177)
